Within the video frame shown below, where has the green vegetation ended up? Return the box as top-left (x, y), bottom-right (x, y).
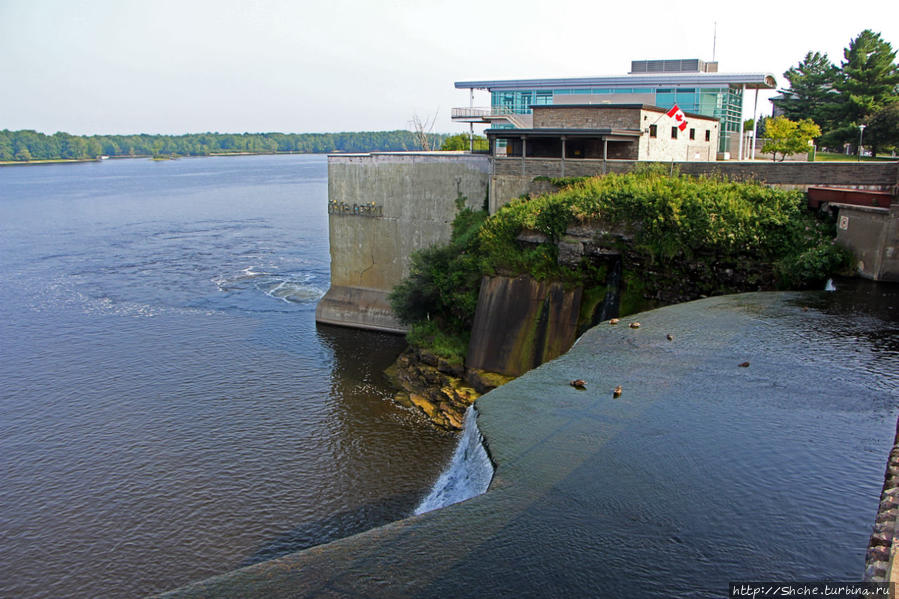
top-left (777, 29), bottom-right (899, 155)
top-left (391, 168), bottom-right (851, 360)
top-left (388, 197), bottom-right (488, 363)
top-left (440, 133), bottom-right (488, 152)
top-left (761, 116), bottom-right (821, 162)
top-left (0, 129), bottom-right (449, 162)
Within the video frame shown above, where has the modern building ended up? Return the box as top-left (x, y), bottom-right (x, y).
top-left (486, 104), bottom-right (719, 170)
top-left (453, 58), bottom-right (776, 159)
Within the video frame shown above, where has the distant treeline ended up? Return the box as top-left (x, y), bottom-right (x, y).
top-left (0, 129), bottom-right (449, 161)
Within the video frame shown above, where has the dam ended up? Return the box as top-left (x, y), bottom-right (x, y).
top-left (316, 154), bottom-right (899, 335)
top-left (162, 287), bottom-right (899, 598)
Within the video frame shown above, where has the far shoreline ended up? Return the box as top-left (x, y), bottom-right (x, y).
top-left (0, 151), bottom-right (331, 167)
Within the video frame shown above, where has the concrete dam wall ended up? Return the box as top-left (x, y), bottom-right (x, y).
top-left (315, 152), bottom-right (490, 332)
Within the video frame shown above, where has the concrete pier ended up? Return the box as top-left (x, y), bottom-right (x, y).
top-left (315, 152), bottom-right (489, 332)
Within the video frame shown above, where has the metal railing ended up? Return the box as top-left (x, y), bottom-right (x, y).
top-left (451, 106), bottom-right (520, 119)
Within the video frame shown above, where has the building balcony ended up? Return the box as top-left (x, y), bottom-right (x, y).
top-left (451, 107), bottom-right (533, 128)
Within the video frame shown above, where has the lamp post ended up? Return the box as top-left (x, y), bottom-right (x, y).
top-left (858, 124), bottom-right (866, 161)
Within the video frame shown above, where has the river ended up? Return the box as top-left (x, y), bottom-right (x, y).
top-left (0, 154), bottom-right (457, 599)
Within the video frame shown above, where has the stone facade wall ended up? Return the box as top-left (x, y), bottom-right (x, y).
top-left (316, 152), bottom-right (490, 332)
top-left (533, 106), bottom-right (641, 129)
top-left (636, 109), bottom-right (719, 163)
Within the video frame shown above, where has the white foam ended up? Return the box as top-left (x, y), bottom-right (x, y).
top-left (414, 405), bottom-right (494, 515)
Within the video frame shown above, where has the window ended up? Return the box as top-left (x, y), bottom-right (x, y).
top-left (705, 130), bottom-right (711, 142)
top-left (671, 127), bottom-right (678, 139)
top-left (649, 124), bottom-right (657, 138)
top-left (689, 128), bottom-right (695, 140)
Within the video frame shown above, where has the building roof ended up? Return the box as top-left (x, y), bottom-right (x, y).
top-left (455, 72), bottom-right (776, 91)
top-left (485, 128), bottom-right (642, 139)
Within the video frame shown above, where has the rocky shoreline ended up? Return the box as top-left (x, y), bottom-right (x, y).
top-left (386, 347), bottom-right (513, 430)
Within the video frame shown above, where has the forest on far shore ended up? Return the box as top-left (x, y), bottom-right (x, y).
top-left (0, 129), bottom-right (449, 161)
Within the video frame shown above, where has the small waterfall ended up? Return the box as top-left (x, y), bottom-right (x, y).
top-left (825, 278), bottom-right (837, 292)
top-left (595, 257), bottom-right (622, 325)
top-left (414, 406), bottom-right (494, 515)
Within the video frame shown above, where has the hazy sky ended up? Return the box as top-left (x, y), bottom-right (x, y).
top-left (2, 0), bottom-right (898, 135)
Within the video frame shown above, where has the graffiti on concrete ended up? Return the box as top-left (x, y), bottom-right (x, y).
top-left (328, 200), bottom-right (384, 217)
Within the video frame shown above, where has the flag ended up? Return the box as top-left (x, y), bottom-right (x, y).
top-left (666, 104), bottom-right (688, 131)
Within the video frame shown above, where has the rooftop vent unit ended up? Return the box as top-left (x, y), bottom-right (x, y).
top-left (629, 59), bottom-right (718, 74)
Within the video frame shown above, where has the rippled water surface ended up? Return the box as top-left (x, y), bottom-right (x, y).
top-left (0, 155), bottom-right (456, 599)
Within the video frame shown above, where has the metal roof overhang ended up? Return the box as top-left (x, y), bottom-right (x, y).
top-left (456, 72), bottom-right (776, 91)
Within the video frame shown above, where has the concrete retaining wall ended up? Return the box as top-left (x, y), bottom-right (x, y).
top-left (836, 203), bottom-right (899, 282)
top-left (466, 275), bottom-right (582, 377)
top-left (316, 152), bottom-right (490, 332)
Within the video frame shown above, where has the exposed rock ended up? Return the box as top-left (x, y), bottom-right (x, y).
top-left (387, 348), bottom-right (487, 431)
top-left (466, 368), bottom-right (514, 395)
top-left (437, 357), bottom-right (464, 378)
top-left (409, 394), bottom-right (438, 419)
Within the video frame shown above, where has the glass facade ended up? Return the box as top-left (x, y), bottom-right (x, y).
top-left (490, 85), bottom-right (743, 152)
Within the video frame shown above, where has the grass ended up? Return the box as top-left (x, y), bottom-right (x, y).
top-left (813, 152), bottom-right (897, 162)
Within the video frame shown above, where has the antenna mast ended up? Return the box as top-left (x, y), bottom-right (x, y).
top-left (712, 21), bottom-right (717, 61)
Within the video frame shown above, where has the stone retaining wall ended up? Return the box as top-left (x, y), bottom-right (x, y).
top-left (864, 417), bottom-right (899, 582)
top-left (492, 158), bottom-right (899, 209)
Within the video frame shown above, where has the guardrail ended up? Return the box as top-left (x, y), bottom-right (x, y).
top-left (451, 106), bottom-right (517, 118)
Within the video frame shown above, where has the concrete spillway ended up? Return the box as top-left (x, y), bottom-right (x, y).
top-left (160, 291), bottom-right (899, 599)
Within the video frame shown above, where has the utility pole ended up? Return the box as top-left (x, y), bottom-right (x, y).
top-left (857, 124), bottom-right (866, 161)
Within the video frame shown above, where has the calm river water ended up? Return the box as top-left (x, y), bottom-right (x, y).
top-left (0, 155), bottom-right (457, 598)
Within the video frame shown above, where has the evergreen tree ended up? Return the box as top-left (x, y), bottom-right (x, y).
top-left (837, 30), bottom-right (899, 124)
top-left (777, 51), bottom-right (840, 131)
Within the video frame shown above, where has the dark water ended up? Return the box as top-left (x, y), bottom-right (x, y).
top-left (0, 155), bottom-right (456, 599)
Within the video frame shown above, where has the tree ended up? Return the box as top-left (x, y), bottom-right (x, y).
top-left (836, 30), bottom-right (899, 126)
top-left (440, 133), bottom-right (488, 151)
top-left (867, 102), bottom-right (899, 154)
top-left (761, 116), bottom-right (821, 161)
top-left (409, 111), bottom-right (438, 151)
top-left (777, 51), bottom-right (840, 130)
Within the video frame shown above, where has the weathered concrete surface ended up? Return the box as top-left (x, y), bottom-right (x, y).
top-left (836, 203), bottom-right (899, 282)
top-left (316, 152), bottom-right (490, 332)
top-left (314, 285), bottom-right (406, 333)
top-left (466, 275), bottom-right (582, 377)
top-left (159, 292), bottom-right (898, 598)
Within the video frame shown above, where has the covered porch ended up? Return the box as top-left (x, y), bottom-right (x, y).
top-left (487, 128), bottom-right (642, 177)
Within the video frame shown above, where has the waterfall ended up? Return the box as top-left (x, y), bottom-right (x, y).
top-left (596, 257), bottom-right (622, 325)
top-left (414, 405), bottom-right (494, 515)
top-left (825, 278), bottom-right (837, 292)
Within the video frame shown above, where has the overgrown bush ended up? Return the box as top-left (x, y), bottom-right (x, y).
top-left (479, 169), bottom-right (849, 287)
top-left (389, 200), bottom-right (487, 360)
top-left (391, 170), bottom-right (852, 361)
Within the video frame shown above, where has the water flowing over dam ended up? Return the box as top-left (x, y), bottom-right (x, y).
top-left (161, 288), bottom-right (899, 598)
top-left (414, 406), bottom-right (494, 515)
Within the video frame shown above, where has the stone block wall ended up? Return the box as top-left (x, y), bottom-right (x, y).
top-left (637, 111), bottom-right (719, 163)
top-left (491, 159), bottom-right (899, 209)
top-left (533, 106), bottom-right (641, 129)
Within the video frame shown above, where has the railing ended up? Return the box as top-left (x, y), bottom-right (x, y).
top-left (451, 106), bottom-right (520, 119)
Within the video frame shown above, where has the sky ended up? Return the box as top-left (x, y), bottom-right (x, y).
top-left (2, 0), bottom-right (898, 136)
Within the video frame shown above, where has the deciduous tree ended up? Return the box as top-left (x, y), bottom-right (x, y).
top-left (761, 116), bottom-right (821, 161)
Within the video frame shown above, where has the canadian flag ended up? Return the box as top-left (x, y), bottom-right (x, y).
top-left (666, 104), bottom-right (688, 131)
